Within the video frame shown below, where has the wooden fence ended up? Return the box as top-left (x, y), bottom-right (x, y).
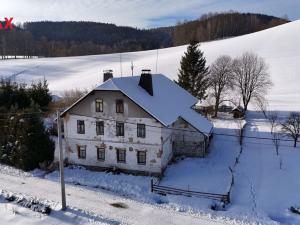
top-left (151, 180), bottom-right (230, 204)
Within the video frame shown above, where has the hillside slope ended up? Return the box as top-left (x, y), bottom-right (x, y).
top-left (0, 13), bottom-right (287, 58)
top-left (0, 20), bottom-right (299, 111)
top-left (156, 12), bottom-right (288, 46)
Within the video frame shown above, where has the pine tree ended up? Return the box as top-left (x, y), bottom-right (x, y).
top-left (29, 79), bottom-right (52, 111)
top-left (177, 41), bottom-right (210, 100)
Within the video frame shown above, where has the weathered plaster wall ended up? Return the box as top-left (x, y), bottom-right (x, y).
top-left (62, 90), bottom-right (168, 174)
top-left (172, 117), bottom-right (206, 157)
top-left (161, 127), bottom-right (173, 168)
top-left (61, 90), bottom-right (208, 174)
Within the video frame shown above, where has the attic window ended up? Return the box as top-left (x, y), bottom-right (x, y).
top-left (96, 99), bottom-right (103, 112)
top-left (116, 99), bottom-right (124, 113)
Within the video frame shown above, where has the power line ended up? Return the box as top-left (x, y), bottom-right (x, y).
top-left (0, 111), bottom-right (44, 116)
top-left (0, 111), bottom-right (298, 145)
top-left (68, 112), bottom-right (299, 144)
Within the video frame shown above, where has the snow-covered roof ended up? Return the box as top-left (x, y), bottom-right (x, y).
top-left (95, 74), bottom-right (213, 135)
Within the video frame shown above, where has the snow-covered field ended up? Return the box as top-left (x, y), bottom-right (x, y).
top-left (1, 20), bottom-right (300, 110)
top-left (230, 113), bottom-right (300, 225)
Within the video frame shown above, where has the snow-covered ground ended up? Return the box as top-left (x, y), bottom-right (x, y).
top-left (0, 168), bottom-right (253, 225)
top-left (160, 116), bottom-right (242, 194)
top-left (46, 166), bottom-right (157, 204)
top-left (229, 113), bottom-right (300, 225)
top-left (3, 111), bottom-right (300, 224)
top-left (47, 112), bottom-right (300, 224)
top-left (0, 196), bottom-right (111, 225)
top-left (1, 20), bottom-right (300, 110)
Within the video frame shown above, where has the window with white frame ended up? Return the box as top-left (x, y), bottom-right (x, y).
top-left (95, 99), bottom-right (103, 112)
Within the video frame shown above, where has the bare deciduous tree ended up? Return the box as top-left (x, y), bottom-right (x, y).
top-left (268, 112), bottom-right (279, 134)
top-left (256, 97), bottom-right (268, 119)
top-left (48, 88), bottom-right (88, 113)
top-left (209, 55), bottom-right (233, 117)
top-left (62, 88), bottom-right (88, 106)
top-left (232, 52), bottom-right (272, 112)
top-left (272, 132), bottom-right (281, 156)
top-left (281, 112), bottom-right (300, 148)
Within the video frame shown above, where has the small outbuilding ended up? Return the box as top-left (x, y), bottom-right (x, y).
top-left (232, 106), bottom-right (244, 118)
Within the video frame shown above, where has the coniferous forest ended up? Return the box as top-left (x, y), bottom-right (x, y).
top-left (0, 12), bottom-right (288, 58)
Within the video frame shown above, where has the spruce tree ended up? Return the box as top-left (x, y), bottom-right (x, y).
top-left (177, 41), bottom-right (210, 100)
top-left (29, 79), bottom-right (52, 111)
top-left (0, 80), bottom-right (55, 171)
top-left (0, 106), bottom-right (55, 171)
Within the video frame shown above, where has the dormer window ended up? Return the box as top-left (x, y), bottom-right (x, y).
top-left (116, 99), bottom-right (124, 113)
top-left (96, 99), bottom-right (103, 112)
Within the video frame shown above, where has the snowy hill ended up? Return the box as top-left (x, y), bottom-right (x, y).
top-left (1, 20), bottom-right (300, 111)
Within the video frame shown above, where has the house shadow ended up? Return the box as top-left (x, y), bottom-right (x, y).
top-left (49, 206), bottom-right (121, 225)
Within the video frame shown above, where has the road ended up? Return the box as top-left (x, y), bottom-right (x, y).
top-left (0, 172), bottom-right (238, 225)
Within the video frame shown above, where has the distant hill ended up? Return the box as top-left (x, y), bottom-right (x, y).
top-left (156, 12), bottom-right (289, 45)
top-left (0, 12), bottom-right (289, 58)
top-left (23, 21), bottom-right (172, 55)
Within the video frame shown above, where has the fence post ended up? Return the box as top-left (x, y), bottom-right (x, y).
top-left (227, 192), bottom-right (231, 204)
top-left (151, 179), bottom-right (153, 192)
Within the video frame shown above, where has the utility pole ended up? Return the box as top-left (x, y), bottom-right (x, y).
top-left (131, 61), bottom-right (134, 76)
top-left (57, 110), bottom-right (66, 210)
top-left (120, 53), bottom-right (123, 77)
top-left (155, 49), bottom-right (159, 73)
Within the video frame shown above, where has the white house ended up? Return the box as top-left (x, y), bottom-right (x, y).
top-left (60, 70), bottom-right (213, 176)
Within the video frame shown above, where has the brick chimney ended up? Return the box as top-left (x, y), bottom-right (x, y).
top-left (103, 70), bottom-right (113, 82)
top-left (139, 69), bottom-right (153, 96)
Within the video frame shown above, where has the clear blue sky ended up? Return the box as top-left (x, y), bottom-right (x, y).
top-left (1, 0), bottom-right (299, 28)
